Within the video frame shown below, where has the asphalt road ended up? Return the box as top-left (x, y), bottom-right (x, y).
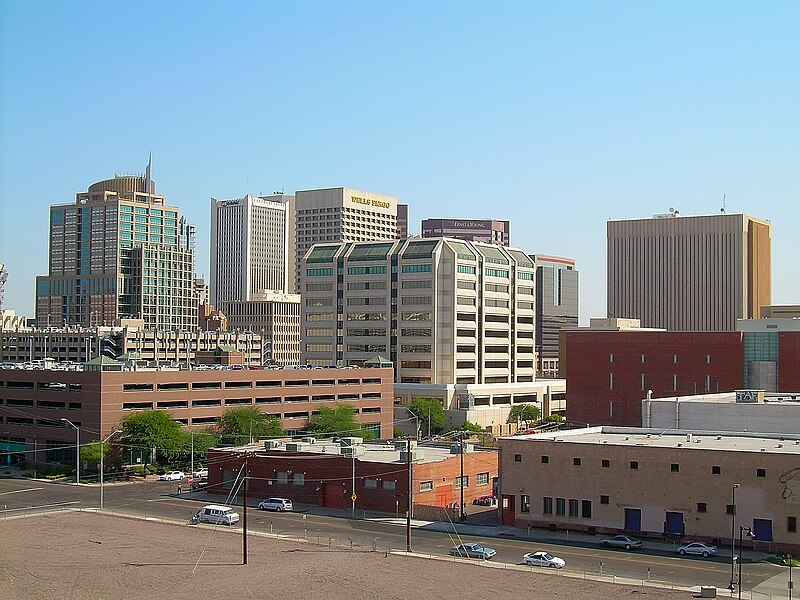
top-left (0, 477), bottom-right (781, 591)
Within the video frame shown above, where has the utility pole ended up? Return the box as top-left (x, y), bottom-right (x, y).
top-left (406, 437), bottom-right (412, 552)
top-left (460, 431), bottom-right (466, 521)
top-left (242, 453), bottom-right (249, 565)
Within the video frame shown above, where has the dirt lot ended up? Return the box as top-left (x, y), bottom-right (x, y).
top-left (1, 512), bottom-right (695, 599)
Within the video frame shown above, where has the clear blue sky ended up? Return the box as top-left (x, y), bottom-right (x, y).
top-left (1, 1), bottom-right (798, 322)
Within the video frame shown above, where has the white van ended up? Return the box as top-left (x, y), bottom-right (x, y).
top-left (196, 504), bottom-right (240, 525)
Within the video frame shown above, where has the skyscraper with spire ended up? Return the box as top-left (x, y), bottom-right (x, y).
top-left (35, 163), bottom-right (197, 329)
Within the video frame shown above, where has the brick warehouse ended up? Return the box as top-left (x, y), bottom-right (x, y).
top-left (0, 367), bottom-right (394, 467)
top-left (205, 439), bottom-right (498, 516)
top-left (560, 319), bottom-right (800, 427)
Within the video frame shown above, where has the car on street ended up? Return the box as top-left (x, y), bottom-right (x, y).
top-left (601, 535), bottom-right (643, 550)
top-left (192, 469), bottom-right (208, 479)
top-left (677, 542), bottom-right (718, 557)
top-left (448, 542), bottom-right (496, 560)
top-left (258, 498), bottom-right (293, 512)
top-left (159, 471), bottom-right (185, 481)
top-left (194, 504), bottom-right (239, 525)
top-left (522, 551), bottom-right (566, 568)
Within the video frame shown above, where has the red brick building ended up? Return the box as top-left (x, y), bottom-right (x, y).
top-left (206, 440), bottom-right (498, 515)
top-left (561, 319), bottom-right (800, 427)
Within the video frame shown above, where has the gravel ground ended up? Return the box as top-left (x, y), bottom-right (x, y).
top-left (1, 512), bottom-right (695, 600)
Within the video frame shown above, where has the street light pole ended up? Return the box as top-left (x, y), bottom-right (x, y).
top-left (738, 525), bottom-right (753, 600)
top-left (730, 483), bottom-right (740, 590)
top-left (351, 449), bottom-right (356, 518)
top-left (100, 430), bottom-right (122, 510)
top-left (61, 418), bottom-right (80, 485)
top-left (460, 431), bottom-right (466, 522)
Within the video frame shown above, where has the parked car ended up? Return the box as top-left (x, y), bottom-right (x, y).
top-left (472, 495), bottom-right (496, 506)
top-left (677, 542), bottom-right (718, 557)
top-left (601, 535), bottom-right (643, 550)
top-left (448, 543), bottom-right (496, 560)
top-left (258, 498), bottom-right (293, 512)
top-left (192, 469), bottom-right (208, 479)
top-left (159, 471), bottom-right (185, 481)
top-left (195, 504), bottom-right (239, 525)
top-left (523, 551), bottom-right (566, 568)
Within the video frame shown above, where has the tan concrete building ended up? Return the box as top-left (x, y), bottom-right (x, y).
top-left (760, 305), bottom-right (800, 319)
top-left (499, 427), bottom-right (799, 553)
top-left (224, 292), bottom-right (301, 366)
top-left (607, 212), bottom-right (771, 331)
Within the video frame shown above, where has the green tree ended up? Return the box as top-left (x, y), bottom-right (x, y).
top-left (508, 404), bottom-right (541, 427)
top-left (408, 397), bottom-right (447, 436)
top-left (460, 420), bottom-right (483, 432)
top-left (214, 407), bottom-right (283, 445)
top-left (544, 413), bottom-right (564, 423)
top-left (120, 410), bottom-right (185, 469)
top-left (179, 429), bottom-right (219, 464)
top-left (307, 404), bottom-right (375, 439)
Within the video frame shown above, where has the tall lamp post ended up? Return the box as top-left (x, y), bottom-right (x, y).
top-left (61, 418), bottom-right (80, 485)
top-left (738, 525), bottom-right (754, 600)
top-left (730, 483), bottom-right (740, 589)
top-left (100, 430), bottom-right (122, 510)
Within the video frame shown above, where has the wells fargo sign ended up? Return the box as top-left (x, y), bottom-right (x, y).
top-left (351, 196), bottom-right (390, 209)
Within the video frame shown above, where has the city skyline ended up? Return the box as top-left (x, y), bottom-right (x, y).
top-left (2, 2), bottom-right (798, 321)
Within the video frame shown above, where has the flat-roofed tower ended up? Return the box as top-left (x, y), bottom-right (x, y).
top-left (607, 212), bottom-right (771, 331)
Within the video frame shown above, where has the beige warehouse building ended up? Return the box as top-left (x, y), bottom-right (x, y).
top-left (499, 427), bottom-right (799, 553)
top-left (607, 212), bottom-right (771, 331)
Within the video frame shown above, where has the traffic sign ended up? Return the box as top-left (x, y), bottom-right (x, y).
top-left (351, 494), bottom-right (357, 502)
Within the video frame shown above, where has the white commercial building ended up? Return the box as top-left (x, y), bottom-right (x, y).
top-left (210, 193), bottom-right (292, 307)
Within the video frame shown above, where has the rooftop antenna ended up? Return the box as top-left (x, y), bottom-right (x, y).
top-left (0, 263), bottom-right (7, 312)
top-left (720, 193), bottom-right (726, 214)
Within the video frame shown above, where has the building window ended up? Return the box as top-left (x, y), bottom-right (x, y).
top-left (789, 516), bottom-right (797, 533)
top-left (582, 500), bottom-right (592, 518)
top-left (640, 373), bottom-right (646, 391)
top-left (543, 497), bottom-right (553, 515)
top-left (609, 354), bottom-right (614, 363)
top-left (712, 465), bottom-right (721, 475)
top-left (556, 498), bottom-right (566, 516)
top-left (455, 476), bottom-right (469, 489)
top-left (630, 461), bottom-right (639, 470)
top-left (569, 499), bottom-right (579, 517)
top-left (476, 472), bottom-right (489, 486)
top-left (757, 468), bottom-right (766, 478)
top-left (697, 503), bottom-right (707, 513)
top-left (521, 495), bottom-right (530, 513)
top-left (276, 471), bottom-right (288, 484)
top-left (383, 480), bottom-right (396, 491)
top-left (671, 463), bottom-right (680, 473)
top-left (641, 354), bottom-right (646, 363)
top-left (420, 481), bottom-right (433, 492)
top-left (609, 373), bottom-right (614, 390)
top-left (292, 473), bottom-right (305, 486)
top-left (514, 453), bottom-right (522, 462)
top-left (573, 457), bottom-right (582, 466)
top-left (602, 459), bottom-right (611, 468)
top-left (364, 479), bottom-right (378, 489)
top-left (600, 495), bottom-right (609, 505)
top-left (541, 455), bottom-right (549, 464)
top-left (726, 504), bottom-right (734, 515)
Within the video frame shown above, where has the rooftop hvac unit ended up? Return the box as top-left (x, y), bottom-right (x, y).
top-left (340, 437), bottom-right (363, 447)
top-left (340, 446), bottom-right (365, 458)
top-left (263, 440), bottom-right (282, 450)
top-left (395, 440), bottom-right (417, 452)
top-left (400, 449), bottom-right (425, 463)
top-left (301, 437), bottom-right (317, 445)
top-left (450, 442), bottom-right (475, 455)
top-left (285, 442), bottom-right (310, 452)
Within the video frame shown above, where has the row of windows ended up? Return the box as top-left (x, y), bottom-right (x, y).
top-left (419, 472), bottom-right (490, 492)
top-left (529, 454), bottom-right (767, 477)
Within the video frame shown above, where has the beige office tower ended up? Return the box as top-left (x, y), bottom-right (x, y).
top-left (607, 212), bottom-right (771, 331)
top-left (35, 172), bottom-right (196, 329)
top-left (210, 193), bottom-right (292, 307)
top-left (300, 238), bottom-right (537, 384)
top-left (290, 187), bottom-right (398, 292)
top-left (224, 292), bottom-right (301, 366)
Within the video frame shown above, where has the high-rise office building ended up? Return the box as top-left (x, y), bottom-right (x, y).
top-left (300, 237), bottom-right (537, 384)
top-left (607, 212), bottom-right (771, 331)
top-left (210, 193), bottom-right (291, 307)
top-left (534, 255), bottom-right (579, 377)
top-left (421, 218), bottom-right (510, 246)
top-left (291, 187), bottom-right (399, 292)
top-left (35, 172), bottom-right (196, 329)
top-left (396, 203), bottom-right (409, 238)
